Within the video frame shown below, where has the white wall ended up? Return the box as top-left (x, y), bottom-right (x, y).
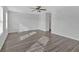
top-left (8, 11), bottom-right (40, 33)
top-left (0, 7), bottom-right (3, 35)
top-left (0, 7), bottom-right (8, 50)
top-left (52, 6), bottom-right (79, 40)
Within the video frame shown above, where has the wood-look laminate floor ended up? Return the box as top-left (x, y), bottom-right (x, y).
top-left (1, 30), bottom-right (79, 52)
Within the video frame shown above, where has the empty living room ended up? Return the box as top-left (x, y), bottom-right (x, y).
top-left (0, 6), bottom-right (79, 52)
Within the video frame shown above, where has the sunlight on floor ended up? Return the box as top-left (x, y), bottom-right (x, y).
top-left (26, 36), bottom-right (49, 52)
top-left (38, 36), bottom-right (49, 46)
top-left (20, 32), bottom-right (37, 40)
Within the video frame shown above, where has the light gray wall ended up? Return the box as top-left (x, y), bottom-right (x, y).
top-left (38, 12), bottom-right (51, 31)
top-left (8, 11), bottom-right (40, 33)
top-left (38, 13), bottom-right (46, 31)
top-left (52, 6), bottom-right (79, 40)
top-left (8, 11), bottom-right (50, 33)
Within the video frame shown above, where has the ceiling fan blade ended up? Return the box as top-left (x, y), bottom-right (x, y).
top-left (32, 9), bottom-right (36, 12)
top-left (40, 9), bottom-right (46, 10)
top-left (30, 6), bottom-right (47, 12)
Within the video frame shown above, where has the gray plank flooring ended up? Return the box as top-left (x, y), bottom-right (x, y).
top-left (1, 30), bottom-right (79, 52)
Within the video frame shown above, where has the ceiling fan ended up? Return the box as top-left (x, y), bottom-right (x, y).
top-left (31, 6), bottom-right (46, 12)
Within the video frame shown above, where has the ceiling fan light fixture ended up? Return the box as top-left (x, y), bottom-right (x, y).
top-left (31, 6), bottom-right (47, 12)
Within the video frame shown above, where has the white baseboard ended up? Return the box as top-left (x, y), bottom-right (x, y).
top-left (51, 31), bottom-right (79, 41)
